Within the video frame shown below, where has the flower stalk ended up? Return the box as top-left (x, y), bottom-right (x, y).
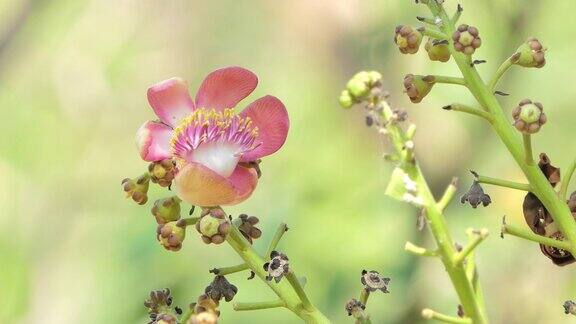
top-left (422, 0), bottom-right (576, 255)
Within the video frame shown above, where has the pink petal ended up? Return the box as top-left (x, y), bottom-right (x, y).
top-left (174, 163), bottom-right (258, 207)
top-left (195, 66), bottom-right (258, 110)
top-left (239, 96), bottom-right (289, 162)
top-left (147, 77), bottom-right (195, 127)
top-left (136, 121), bottom-right (173, 162)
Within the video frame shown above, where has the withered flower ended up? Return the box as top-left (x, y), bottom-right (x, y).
top-left (236, 214), bottom-right (262, 244)
top-left (460, 180), bottom-right (491, 208)
top-left (564, 300), bottom-right (576, 315)
top-left (360, 270), bottom-right (390, 293)
top-left (345, 298), bottom-right (366, 318)
top-left (263, 251), bottom-right (290, 283)
top-left (205, 275), bottom-right (238, 302)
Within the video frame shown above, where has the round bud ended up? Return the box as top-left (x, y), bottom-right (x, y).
top-left (347, 78), bottom-right (369, 98)
top-left (424, 38), bottom-right (451, 62)
top-left (512, 99), bottom-right (547, 134)
top-left (515, 37), bottom-right (546, 68)
top-left (403, 74), bottom-right (435, 103)
top-left (452, 24), bottom-right (481, 55)
top-left (339, 90), bottom-right (354, 109)
top-left (157, 221), bottom-right (186, 251)
top-left (394, 25), bottom-right (422, 54)
top-left (151, 197), bottom-right (181, 224)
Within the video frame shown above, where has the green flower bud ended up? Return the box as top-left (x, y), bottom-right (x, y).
top-left (157, 221), bottom-right (186, 251)
top-left (514, 37), bottom-right (546, 68)
top-left (424, 38), bottom-right (451, 62)
top-left (122, 174), bottom-right (150, 205)
top-left (195, 209), bottom-right (230, 245)
top-left (394, 25), bottom-right (422, 54)
top-left (512, 99), bottom-right (547, 134)
top-left (151, 197), bottom-right (182, 224)
top-left (403, 74), bottom-right (435, 103)
top-left (338, 90), bottom-right (354, 109)
top-left (452, 24), bottom-right (481, 55)
top-left (149, 159), bottom-right (177, 187)
top-left (347, 78), bottom-right (369, 98)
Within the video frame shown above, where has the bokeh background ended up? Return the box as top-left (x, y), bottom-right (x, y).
top-left (1, 0), bottom-right (576, 323)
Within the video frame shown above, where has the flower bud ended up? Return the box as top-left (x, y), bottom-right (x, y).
top-left (122, 174), bottom-right (150, 205)
top-left (452, 24), bottom-right (481, 55)
top-left (403, 74), bottom-right (435, 103)
top-left (515, 37), bottom-right (546, 68)
top-left (157, 221), bottom-right (186, 251)
top-left (394, 25), bottom-right (422, 54)
top-left (196, 209), bottom-right (230, 245)
top-left (424, 38), bottom-right (451, 62)
top-left (151, 197), bottom-right (182, 224)
top-left (339, 90), bottom-right (354, 109)
top-left (347, 78), bottom-right (369, 98)
top-left (149, 159), bottom-right (177, 187)
top-left (188, 311), bottom-right (219, 324)
top-left (512, 99), bottom-right (547, 134)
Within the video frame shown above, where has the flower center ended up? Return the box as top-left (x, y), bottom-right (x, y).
top-left (170, 108), bottom-right (259, 178)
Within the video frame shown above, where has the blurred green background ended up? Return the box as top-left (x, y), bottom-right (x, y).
top-left (1, 0), bottom-right (576, 323)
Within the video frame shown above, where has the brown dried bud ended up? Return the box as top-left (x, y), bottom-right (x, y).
top-left (196, 208), bottom-right (230, 245)
top-left (345, 298), bottom-right (366, 318)
top-left (460, 180), bottom-right (491, 208)
top-left (394, 25), bottom-right (422, 54)
top-left (403, 74), bottom-right (435, 103)
top-left (205, 275), bottom-right (238, 302)
top-left (514, 37), bottom-right (546, 68)
top-left (512, 99), bottom-right (547, 134)
top-left (236, 214), bottom-right (262, 244)
top-left (564, 300), bottom-right (576, 315)
top-left (452, 24), bottom-right (482, 55)
top-left (188, 311), bottom-right (219, 324)
top-left (157, 221), bottom-right (186, 251)
top-left (425, 38), bottom-right (451, 62)
top-left (194, 294), bottom-right (220, 315)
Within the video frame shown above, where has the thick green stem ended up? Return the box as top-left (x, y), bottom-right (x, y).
top-left (379, 99), bottom-right (488, 324)
top-left (425, 1), bottom-right (576, 255)
top-left (225, 223), bottom-right (330, 323)
top-left (234, 300), bottom-right (286, 311)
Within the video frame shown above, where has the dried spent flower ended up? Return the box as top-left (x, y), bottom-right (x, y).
top-left (461, 179), bottom-right (491, 208)
top-left (151, 196), bottom-right (182, 224)
top-left (403, 74), bottom-right (435, 103)
top-left (452, 24), bottom-right (482, 55)
top-left (236, 214), bottom-right (262, 244)
top-left (512, 99), bottom-right (547, 134)
top-left (122, 174), bottom-right (150, 205)
top-left (196, 209), bottom-right (230, 245)
top-left (194, 294), bottom-right (220, 315)
top-left (157, 221), bottom-right (186, 251)
top-left (263, 251), bottom-right (290, 283)
top-left (204, 275), bottom-right (238, 302)
top-left (424, 38), bottom-right (451, 62)
top-left (540, 231), bottom-right (574, 266)
top-left (188, 311), bottom-right (219, 324)
top-left (394, 25), bottom-right (423, 54)
top-left (144, 288), bottom-right (173, 315)
top-left (514, 37), bottom-right (546, 68)
top-left (345, 298), bottom-right (366, 318)
top-left (154, 314), bottom-right (177, 324)
top-left (564, 300), bottom-right (576, 315)
top-left (360, 270), bottom-right (391, 293)
top-left (149, 159), bottom-right (177, 187)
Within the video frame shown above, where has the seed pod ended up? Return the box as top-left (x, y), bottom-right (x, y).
top-left (512, 99), bottom-right (547, 134)
top-left (424, 38), bottom-right (451, 62)
top-left (452, 24), bottom-right (482, 55)
top-left (514, 37), bottom-right (546, 68)
top-left (403, 74), bottom-right (435, 103)
top-left (394, 25), bottom-right (423, 54)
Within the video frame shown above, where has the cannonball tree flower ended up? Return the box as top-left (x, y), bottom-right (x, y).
top-left (136, 67), bottom-right (289, 207)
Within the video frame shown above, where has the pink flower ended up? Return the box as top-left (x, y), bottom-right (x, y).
top-left (136, 67), bottom-right (289, 207)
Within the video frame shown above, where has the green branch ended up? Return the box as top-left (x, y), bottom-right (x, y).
top-left (422, 309), bottom-right (471, 324)
top-left (211, 263), bottom-right (249, 276)
top-left (443, 104), bottom-right (492, 122)
top-left (433, 75), bottom-right (467, 86)
top-left (487, 54), bottom-right (519, 91)
top-left (559, 158), bottom-right (576, 200)
top-left (266, 223), bottom-right (289, 256)
top-left (472, 171), bottom-right (531, 191)
top-left (405, 241), bottom-right (439, 257)
top-left (234, 299), bottom-right (286, 311)
top-left (417, 26), bottom-right (448, 40)
top-left (453, 229), bottom-right (489, 266)
top-left (502, 222), bottom-right (571, 251)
